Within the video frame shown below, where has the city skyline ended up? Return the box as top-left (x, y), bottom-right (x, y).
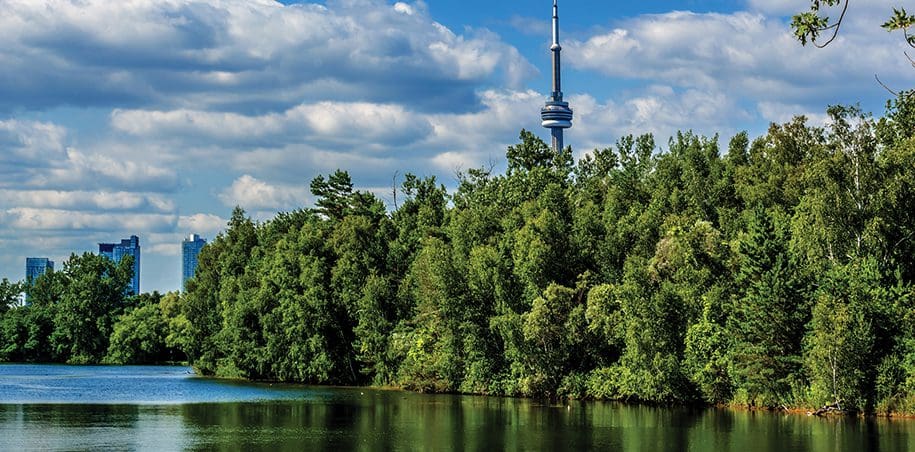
top-left (0, 0), bottom-right (911, 293)
top-left (18, 233), bottom-right (209, 296)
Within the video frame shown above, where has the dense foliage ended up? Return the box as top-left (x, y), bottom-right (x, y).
top-left (0, 253), bottom-right (183, 365)
top-left (2, 94), bottom-right (915, 415)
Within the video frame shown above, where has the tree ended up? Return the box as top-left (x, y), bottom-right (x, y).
top-left (519, 283), bottom-right (587, 397)
top-left (729, 207), bottom-right (808, 407)
top-left (258, 222), bottom-right (339, 383)
top-left (506, 129), bottom-right (567, 175)
top-left (105, 293), bottom-right (172, 365)
top-left (51, 253), bottom-right (133, 364)
top-left (181, 234), bottom-right (226, 374)
top-left (805, 259), bottom-right (889, 410)
top-left (0, 279), bottom-right (22, 314)
top-left (395, 237), bottom-right (466, 392)
top-left (310, 170), bottom-right (384, 222)
top-left (310, 170), bottom-right (355, 220)
top-left (511, 183), bottom-right (577, 300)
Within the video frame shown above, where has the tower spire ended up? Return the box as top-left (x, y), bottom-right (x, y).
top-left (551, 0), bottom-right (560, 96)
top-left (541, 0), bottom-right (572, 152)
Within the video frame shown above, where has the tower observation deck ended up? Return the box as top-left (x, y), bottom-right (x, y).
top-left (541, 0), bottom-right (573, 152)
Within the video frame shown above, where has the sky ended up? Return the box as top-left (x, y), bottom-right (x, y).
top-left (1, 0), bottom-right (912, 293)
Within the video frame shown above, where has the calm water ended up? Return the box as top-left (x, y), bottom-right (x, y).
top-left (0, 364), bottom-right (913, 451)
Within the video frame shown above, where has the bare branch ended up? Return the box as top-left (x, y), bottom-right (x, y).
top-left (391, 170), bottom-right (399, 210)
top-left (875, 74), bottom-right (899, 96)
top-left (906, 28), bottom-right (915, 49)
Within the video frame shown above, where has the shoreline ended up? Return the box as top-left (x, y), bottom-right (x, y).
top-left (7, 361), bottom-right (915, 419)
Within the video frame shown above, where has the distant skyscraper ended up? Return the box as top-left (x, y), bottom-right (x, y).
top-left (541, 0), bottom-right (573, 152)
top-left (99, 235), bottom-right (140, 295)
top-left (182, 233), bottom-right (207, 290)
top-left (25, 257), bottom-right (54, 302)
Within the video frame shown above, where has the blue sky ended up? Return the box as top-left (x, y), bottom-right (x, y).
top-left (0, 0), bottom-right (911, 293)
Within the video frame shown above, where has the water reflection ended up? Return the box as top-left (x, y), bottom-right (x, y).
top-left (0, 366), bottom-right (913, 451)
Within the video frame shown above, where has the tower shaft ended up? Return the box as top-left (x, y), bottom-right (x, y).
top-left (551, 127), bottom-right (563, 153)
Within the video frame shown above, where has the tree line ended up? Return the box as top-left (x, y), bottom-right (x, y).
top-left (1, 93), bottom-right (914, 414)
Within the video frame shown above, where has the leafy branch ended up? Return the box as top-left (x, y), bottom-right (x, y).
top-left (792, 2), bottom-right (915, 52)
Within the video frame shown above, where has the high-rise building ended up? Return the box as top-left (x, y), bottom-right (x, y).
top-left (182, 233), bottom-right (207, 290)
top-left (25, 257), bottom-right (54, 302)
top-left (99, 235), bottom-right (140, 295)
top-left (541, 0), bottom-right (573, 152)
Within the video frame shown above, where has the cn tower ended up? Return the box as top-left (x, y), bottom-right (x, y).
top-left (541, 0), bottom-right (573, 152)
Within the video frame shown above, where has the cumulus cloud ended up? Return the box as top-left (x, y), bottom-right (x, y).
top-left (0, 190), bottom-right (174, 213)
top-left (1, 208), bottom-right (177, 232)
top-left (196, 89), bottom-right (548, 186)
top-left (568, 87), bottom-right (749, 153)
top-left (178, 213), bottom-right (227, 236)
top-left (219, 174), bottom-right (308, 211)
top-left (111, 101), bottom-right (434, 149)
top-left (0, 120), bottom-right (68, 174)
top-left (0, 0), bottom-right (535, 113)
top-left (34, 149), bottom-right (178, 192)
top-left (565, 9), bottom-right (911, 125)
top-left (0, 119), bottom-right (179, 192)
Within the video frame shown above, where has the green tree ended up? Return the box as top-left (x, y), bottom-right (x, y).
top-left (519, 282), bottom-right (588, 397)
top-left (105, 292), bottom-right (172, 365)
top-left (395, 237), bottom-right (466, 392)
top-left (805, 260), bottom-right (879, 410)
top-left (215, 207), bottom-right (262, 378)
top-left (181, 234), bottom-right (225, 374)
top-left (258, 221), bottom-right (338, 383)
top-left (310, 169), bottom-right (354, 220)
top-left (511, 183), bottom-right (577, 300)
top-left (729, 207), bottom-right (808, 407)
top-left (790, 106), bottom-right (883, 270)
top-left (51, 253), bottom-right (133, 364)
top-left (0, 279), bottom-right (22, 313)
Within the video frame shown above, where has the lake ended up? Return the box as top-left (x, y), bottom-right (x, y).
top-left (0, 364), bottom-right (913, 451)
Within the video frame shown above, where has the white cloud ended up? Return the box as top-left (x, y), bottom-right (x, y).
top-left (566, 9), bottom-right (912, 112)
top-left (566, 89), bottom-right (743, 153)
top-left (393, 2), bottom-right (415, 16)
top-left (112, 101), bottom-right (435, 148)
top-left (219, 175), bottom-right (308, 211)
top-left (0, 119), bottom-right (179, 192)
top-left (0, 190), bottom-right (175, 212)
top-left (757, 101), bottom-right (830, 127)
top-left (1, 208), bottom-right (177, 232)
top-left (178, 213), bottom-right (227, 236)
top-left (32, 149), bottom-right (179, 192)
top-left (0, 120), bottom-right (68, 170)
top-left (0, 0), bottom-right (534, 113)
